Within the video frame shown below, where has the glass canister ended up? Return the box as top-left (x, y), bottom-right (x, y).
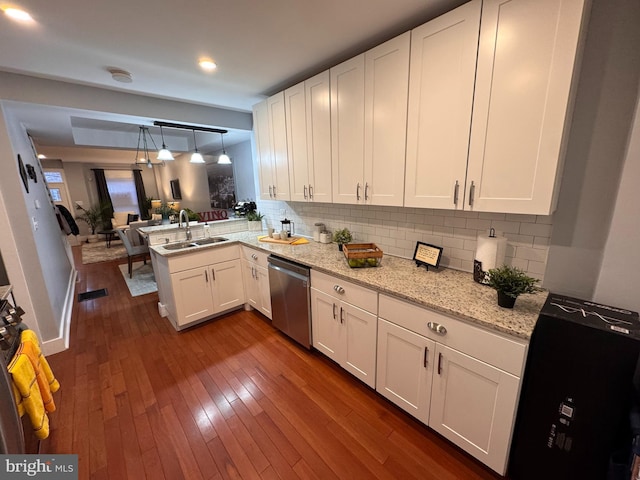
top-left (314, 223), bottom-right (325, 242)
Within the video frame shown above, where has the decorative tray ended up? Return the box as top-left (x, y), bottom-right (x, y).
top-left (342, 243), bottom-right (383, 268)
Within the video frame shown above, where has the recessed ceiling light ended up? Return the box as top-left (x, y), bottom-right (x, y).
top-left (199, 59), bottom-right (217, 72)
top-left (2, 6), bottom-right (33, 22)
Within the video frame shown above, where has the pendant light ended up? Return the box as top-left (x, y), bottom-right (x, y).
top-left (190, 129), bottom-right (205, 164)
top-left (135, 126), bottom-right (153, 169)
top-left (157, 125), bottom-right (174, 161)
top-left (218, 132), bottom-right (231, 164)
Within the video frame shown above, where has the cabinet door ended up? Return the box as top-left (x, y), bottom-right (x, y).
top-left (404, 0), bottom-right (481, 209)
top-left (376, 319), bottom-right (435, 425)
top-left (285, 81), bottom-right (310, 202)
top-left (253, 99), bottom-right (275, 200)
top-left (211, 259), bottom-right (245, 314)
top-left (267, 92), bottom-right (291, 200)
top-left (171, 266), bottom-right (215, 326)
top-left (255, 265), bottom-right (272, 320)
top-left (341, 302), bottom-right (377, 388)
top-left (305, 70), bottom-right (332, 203)
top-left (466, 0), bottom-right (586, 214)
top-left (364, 32), bottom-right (410, 207)
top-left (311, 287), bottom-right (341, 362)
top-left (429, 344), bottom-right (520, 475)
top-left (242, 260), bottom-right (259, 309)
top-left (331, 55), bottom-right (365, 204)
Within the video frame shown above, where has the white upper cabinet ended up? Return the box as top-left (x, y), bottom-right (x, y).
top-left (331, 54), bottom-right (366, 205)
top-left (466, 0), bottom-right (587, 214)
top-left (332, 33), bottom-right (410, 206)
top-left (253, 92), bottom-right (291, 201)
top-left (364, 32), bottom-right (411, 206)
top-left (404, 0), bottom-right (481, 209)
top-left (285, 71), bottom-right (332, 203)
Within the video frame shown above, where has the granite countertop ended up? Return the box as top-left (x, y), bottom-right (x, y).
top-left (151, 231), bottom-right (546, 340)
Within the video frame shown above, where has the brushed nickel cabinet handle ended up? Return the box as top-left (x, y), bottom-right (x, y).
top-left (205, 270), bottom-right (208, 283)
top-left (468, 181), bottom-right (475, 207)
top-left (340, 306), bottom-right (344, 324)
top-left (427, 322), bottom-right (447, 335)
top-left (423, 346), bottom-right (429, 368)
top-left (364, 182), bottom-right (369, 201)
top-left (303, 185), bottom-right (308, 199)
top-left (437, 352), bottom-right (443, 375)
top-left (268, 185), bottom-right (273, 198)
top-left (356, 183), bottom-right (361, 201)
top-left (453, 181), bottom-right (459, 205)
top-left (332, 303), bottom-right (337, 320)
top-left (309, 185), bottom-right (313, 199)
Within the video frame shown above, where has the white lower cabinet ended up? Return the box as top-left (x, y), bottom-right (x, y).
top-left (376, 294), bottom-right (527, 475)
top-left (154, 245), bottom-right (245, 330)
top-left (241, 246), bottom-right (272, 319)
top-left (310, 270), bottom-right (378, 388)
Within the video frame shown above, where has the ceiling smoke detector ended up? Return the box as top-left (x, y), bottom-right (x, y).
top-left (108, 68), bottom-right (132, 83)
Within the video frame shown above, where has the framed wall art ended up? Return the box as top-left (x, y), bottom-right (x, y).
top-left (18, 154), bottom-right (29, 193)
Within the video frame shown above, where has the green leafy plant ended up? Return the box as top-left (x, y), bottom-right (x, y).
top-left (183, 208), bottom-right (199, 221)
top-left (155, 202), bottom-right (178, 218)
top-left (486, 265), bottom-right (542, 299)
top-left (333, 228), bottom-right (353, 245)
top-left (246, 211), bottom-right (264, 221)
top-left (76, 202), bottom-right (110, 235)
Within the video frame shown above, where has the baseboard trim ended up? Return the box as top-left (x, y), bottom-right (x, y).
top-left (42, 267), bottom-right (77, 356)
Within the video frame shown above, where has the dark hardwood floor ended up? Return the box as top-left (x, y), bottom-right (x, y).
top-left (42, 246), bottom-right (503, 479)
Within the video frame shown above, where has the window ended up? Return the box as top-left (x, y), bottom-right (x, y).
top-left (49, 188), bottom-right (62, 201)
top-left (104, 170), bottom-right (140, 215)
top-left (44, 171), bottom-right (63, 183)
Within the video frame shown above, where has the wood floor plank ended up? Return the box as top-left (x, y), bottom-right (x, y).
top-left (43, 249), bottom-right (504, 480)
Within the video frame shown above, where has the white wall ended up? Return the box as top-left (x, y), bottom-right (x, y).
top-left (543, 0), bottom-right (640, 300)
top-left (594, 91), bottom-right (640, 311)
top-left (0, 105), bottom-right (75, 352)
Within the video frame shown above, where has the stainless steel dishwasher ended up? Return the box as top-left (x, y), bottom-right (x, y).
top-left (267, 255), bottom-right (311, 349)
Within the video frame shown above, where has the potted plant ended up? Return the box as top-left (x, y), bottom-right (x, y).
top-left (486, 265), bottom-right (542, 308)
top-left (333, 228), bottom-right (353, 251)
top-left (246, 211), bottom-right (264, 231)
top-left (155, 202), bottom-right (177, 224)
top-left (76, 202), bottom-right (110, 242)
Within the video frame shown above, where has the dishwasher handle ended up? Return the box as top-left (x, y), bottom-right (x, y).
top-left (268, 262), bottom-right (310, 284)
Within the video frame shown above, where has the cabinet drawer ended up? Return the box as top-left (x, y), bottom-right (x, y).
top-left (311, 270), bottom-right (378, 314)
top-left (168, 245), bottom-right (240, 273)
top-left (241, 246), bottom-right (269, 268)
top-left (379, 294), bottom-right (526, 376)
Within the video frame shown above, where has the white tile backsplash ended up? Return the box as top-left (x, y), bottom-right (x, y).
top-left (256, 200), bottom-right (553, 282)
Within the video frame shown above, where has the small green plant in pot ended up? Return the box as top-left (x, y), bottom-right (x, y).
top-left (486, 265), bottom-right (542, 309)
top-left (246, 211), bottom-right (264, 231)
top-left (333, 228), bottom-right (353, 251)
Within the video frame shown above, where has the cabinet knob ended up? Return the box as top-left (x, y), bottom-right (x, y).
top-left (252, 254), bottom-right (258, 260)
top-left (427, 322), bottom-right (447, 335)
top-left (334, 285), bottom-right (345, 295)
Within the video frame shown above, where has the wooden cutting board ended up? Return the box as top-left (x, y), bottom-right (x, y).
top-left (258, 235), bottom-right (308, 245)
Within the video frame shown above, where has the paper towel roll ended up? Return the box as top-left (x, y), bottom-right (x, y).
top-left (475, 233), bottom-right (507, 272)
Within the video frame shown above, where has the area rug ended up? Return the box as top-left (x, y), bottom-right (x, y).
top-left (81, 241), bottom-right (127, 264)
top-left (118, 262), bottom-right (157, 297)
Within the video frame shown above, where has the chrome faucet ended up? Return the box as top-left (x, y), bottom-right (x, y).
top-left (178, 209), bottom-right (191, 241)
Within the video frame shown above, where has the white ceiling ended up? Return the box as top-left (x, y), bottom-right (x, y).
top-left (0, 0), bottom-right (465, 162)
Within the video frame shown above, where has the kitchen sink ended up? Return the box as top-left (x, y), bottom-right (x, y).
top-left (163, 241), bottom-right (198, 250)
top-left (163, 237), bottom-right (229, 250)
top-left (195, 237), bottom-right (228, 245)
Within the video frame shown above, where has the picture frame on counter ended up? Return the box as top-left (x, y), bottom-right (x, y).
top-left (413, 241), bottom-right (443, 271)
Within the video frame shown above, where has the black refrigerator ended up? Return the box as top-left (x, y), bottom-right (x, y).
top-left (509, 293), bottom-right (640, 480)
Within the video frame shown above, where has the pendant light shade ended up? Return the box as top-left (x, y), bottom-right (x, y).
top-left (218, 132), bottom-right (231, 164)
top-left (157, 125), bottom-right (174, 161)
top-left (190, 129), bottom-right (205, 164)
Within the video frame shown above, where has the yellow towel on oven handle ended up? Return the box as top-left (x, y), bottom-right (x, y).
top-left (8, 344), bottom-right (50, 440)
top-left (21, 329), bottom-right (60, 394)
